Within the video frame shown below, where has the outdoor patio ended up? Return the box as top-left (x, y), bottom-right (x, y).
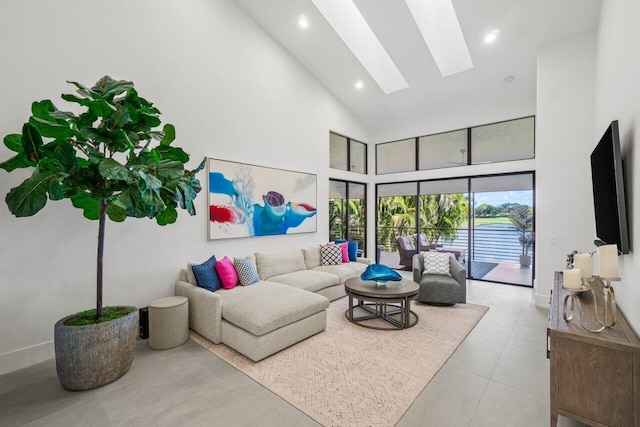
top-left (379, 251), bottom-right (533, 287)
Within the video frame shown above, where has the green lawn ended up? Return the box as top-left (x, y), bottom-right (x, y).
top-left (460, 216), bottom-right (513, 227)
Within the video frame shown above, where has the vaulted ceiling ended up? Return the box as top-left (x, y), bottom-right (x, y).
top-left (232, 0), bottom-right (601, 137)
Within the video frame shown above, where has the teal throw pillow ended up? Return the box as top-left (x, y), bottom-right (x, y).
top-left (192, 255), bottom-right (222, 292)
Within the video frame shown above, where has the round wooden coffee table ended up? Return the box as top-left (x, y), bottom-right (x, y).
top-left (344, 277), bottom-right (419, 330)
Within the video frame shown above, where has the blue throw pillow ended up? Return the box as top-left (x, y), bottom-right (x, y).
top-left (192, 255), bottom-right (222, 292)
top-left (347, 241), bottom-right (358, 262)
top-left (334, 238), bottom-right (347, 244)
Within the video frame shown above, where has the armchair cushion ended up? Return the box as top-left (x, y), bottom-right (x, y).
top-left (422, 252), bottom-right (451, 276)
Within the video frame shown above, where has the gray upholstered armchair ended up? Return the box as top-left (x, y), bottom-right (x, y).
top-left (412, 253), bottom-right (466, 305)
top-left (396, 236), bottom-right (417, 269)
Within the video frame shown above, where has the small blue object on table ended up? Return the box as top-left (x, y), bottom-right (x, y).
top-left (360, 264), bottom-right (402, 286)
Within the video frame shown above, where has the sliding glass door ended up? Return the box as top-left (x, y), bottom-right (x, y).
top-left (469, 174), bottom-right (534, 286)
top-left (375, 172), bottom-right (535, 287)
top-left (329, 180), bottom-right (367, 255)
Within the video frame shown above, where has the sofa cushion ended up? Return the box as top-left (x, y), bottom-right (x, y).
top-left (255, 250), bottom-right (306, 280)
top-left (302, 246), bottom-right (322, 269)
top-left (267, 270), bottom-right (340, 293)
top-left (312, 261), bottom-right (367, 282)
top-left (217, 281), bottom-right (329, 336)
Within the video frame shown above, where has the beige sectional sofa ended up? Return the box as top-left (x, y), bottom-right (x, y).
top-left (176, 246), bottom-right (371, 361)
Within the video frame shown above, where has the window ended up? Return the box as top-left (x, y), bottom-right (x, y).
top-left (329, 132), bottom-right (367, 174)
top-left (471, 117), bottom-right (535, 164)
top-left (419, 129), bottom-right (468, 170)
top-left (329, 179), bottom-right (366, 254)
top-left (375, 116), bottom-right (535, 174)
top-left (376, 138), bottom-right (416, 174)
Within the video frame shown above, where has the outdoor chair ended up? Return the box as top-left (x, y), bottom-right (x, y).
top-left (412, 253), bottom-right (466, 305)
top-left (395, 236), bottom-right (417, 269)
top-left (415, 233), bottom-right (467, 262)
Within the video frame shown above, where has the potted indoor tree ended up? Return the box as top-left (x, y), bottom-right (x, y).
top-left (509, 205), bottom-right (534, 267)
top-left (0, 76), bottom-right (204, 390)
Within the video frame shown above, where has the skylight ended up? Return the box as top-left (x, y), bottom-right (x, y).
top-left (405, 0), bottom-right (473, 77)
top-left (311, 0), bottom-right (409, 94)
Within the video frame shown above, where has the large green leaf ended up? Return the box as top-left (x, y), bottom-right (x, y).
top-left (21, 123), bottom-right (42, 163)
top-left (156, 204), bottom-right (177, 225)
top-left (0, 152), bottom-right (33, 172)
top-left (105, 203), bottom-right (126, 222)
top-left (29, 117), bottom-right (74, 139)
top-left (4, 134), bottom-right (22, 152)
top-left (42, 140), bottom-right (77, 174)
top-left (154, 146), bottom-right (189, 163)
top-left (160, 124), bottom-right (175, 146)
top-left (94, 76), bottom-right (134, 99)
top-left (70, 192), bottom-right (101, 220)
top-left (99, 158), bottom-right (132, 182)
top-left (67, 80), bottom-right (96, 99)
top-left (48, 179), bottom-right (64, 201)
top-left (31, 100), bottom-right (58, 121)
top-left (5, 169), bottom-right (54, 217)
top-left (110, 104), bottom-right (131, 128)
top-left (118, 188), bottom-right (149, 218)
top-left (155, 159), bottom-right (184, 180)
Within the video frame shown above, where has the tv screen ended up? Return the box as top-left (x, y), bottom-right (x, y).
top-left (590, 120), bottom-right (629, 254)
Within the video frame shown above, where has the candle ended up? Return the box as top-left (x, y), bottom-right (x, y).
top-left (563, 269), bottom-right (582, 289)
top-left (598, 244), bottom-right (619, 279)
top-left (573, 253), bottom-right (592, 279)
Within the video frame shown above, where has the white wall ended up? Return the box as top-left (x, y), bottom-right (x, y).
top-left (594, 0), bottom-right (640, 334)
top-left (0, 0), bottom-right (369, 375)
top-left (534, 31), bottom-right (598, 307)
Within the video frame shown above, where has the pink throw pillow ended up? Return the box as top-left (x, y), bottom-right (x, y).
top-left (340, 242), bottom-right (349, 262)
top-left (215, 256), bottom-right (238, 289)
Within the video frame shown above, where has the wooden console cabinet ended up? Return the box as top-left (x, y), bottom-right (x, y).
top-left (548, 272), bottom-right (640, 426)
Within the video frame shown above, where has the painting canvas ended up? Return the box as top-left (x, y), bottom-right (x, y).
top-left (208, 158), bottom-right (317, 240)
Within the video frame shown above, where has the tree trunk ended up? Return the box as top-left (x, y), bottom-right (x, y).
top-left (97, 198), bottom-right (107, 319)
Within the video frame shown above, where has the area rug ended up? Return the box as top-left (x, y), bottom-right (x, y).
top-left (191, 297), bottom-right (488, 427)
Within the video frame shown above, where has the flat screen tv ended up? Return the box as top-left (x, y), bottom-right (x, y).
top-left (590, 120), bottom-right (629, 254)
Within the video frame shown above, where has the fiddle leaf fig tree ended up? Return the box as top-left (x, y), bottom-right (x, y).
top-left (1, 76), bottom-right (205, 320)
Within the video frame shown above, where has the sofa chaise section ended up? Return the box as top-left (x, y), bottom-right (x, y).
top-left (218, 281), bottom-right (329, 362)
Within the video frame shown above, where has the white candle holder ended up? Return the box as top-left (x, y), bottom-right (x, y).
top-left (562, 275), bottom-right (621, 333)
top-left (594, 276), bottom-right (619, 328)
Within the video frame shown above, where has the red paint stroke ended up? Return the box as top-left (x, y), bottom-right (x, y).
top-left (210, 205), bottom-right (238, 223)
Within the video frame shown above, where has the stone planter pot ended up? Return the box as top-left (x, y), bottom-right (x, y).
top-left (519, 255), bottom-right (531, 267)
top-left (54, 307), bottom-right (138, 391)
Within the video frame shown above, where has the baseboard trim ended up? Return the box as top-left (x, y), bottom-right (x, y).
top-left (0, 341), bottom-right (54, 376)
top-left (534, 291), bottom-right (551, 308)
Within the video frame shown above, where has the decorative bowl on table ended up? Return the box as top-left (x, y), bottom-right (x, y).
top-left (360, 264), bottom-right (402, 286)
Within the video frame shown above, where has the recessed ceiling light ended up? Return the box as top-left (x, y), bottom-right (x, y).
top-left (484, 29), bottom-right (500, 43)
top-left (405, 0), bottom-right (474, 77)
top-left (298, 15), bottom-right (309, 28)
top-left (355, 80), bottom-right (364, 90)
top-left (504, 75), bottom-right (514, 83)
top-left (311, 0), bottom-right (408, 94)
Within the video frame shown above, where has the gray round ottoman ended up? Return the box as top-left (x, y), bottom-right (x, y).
top-left (149, 296), bottom-right (189, 350)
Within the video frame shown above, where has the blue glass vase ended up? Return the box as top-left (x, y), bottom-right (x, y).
top-left (360, 264), bottom-right (402, 286)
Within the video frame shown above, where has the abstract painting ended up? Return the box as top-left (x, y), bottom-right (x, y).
top-left (208, 158), bottom-right (317, 240)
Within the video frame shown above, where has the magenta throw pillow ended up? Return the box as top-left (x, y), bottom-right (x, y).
top-left (340, 242), bottom-right (349, 262)
top-left (215, 256), bottom-right (238, 289)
